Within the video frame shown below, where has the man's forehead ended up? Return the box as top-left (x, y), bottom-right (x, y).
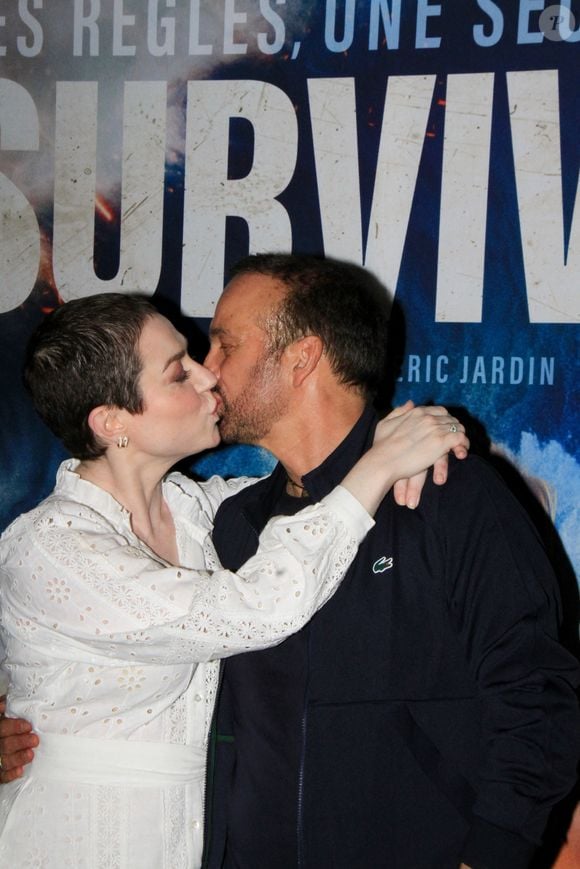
top-left (212, 272), bottom-right (285, 332)
top-left (210, 293), bottom-right (251, 335)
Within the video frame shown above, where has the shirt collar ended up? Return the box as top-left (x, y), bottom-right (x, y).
top-left (239, 405), bottom-right (379, 532)
top-left (53, 459), bottom-right (134, 535)
top-left (302, 405), bottom-right (378, 501)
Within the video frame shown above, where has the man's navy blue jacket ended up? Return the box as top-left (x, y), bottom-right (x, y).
top-left (203, 408), bottom-right (580, 869)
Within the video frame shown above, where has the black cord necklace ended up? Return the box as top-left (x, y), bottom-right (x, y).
top-left (286, 477), bottom-right (309, 498)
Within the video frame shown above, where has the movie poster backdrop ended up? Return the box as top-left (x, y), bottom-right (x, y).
top-left (0, 0), bottom-right (578, 862)
top-left (0, 0), bottom-right (578, 675)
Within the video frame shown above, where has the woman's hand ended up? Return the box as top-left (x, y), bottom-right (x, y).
top-left (341, 402), bottom-right (469, 516)
top-left (380, 401), bottom-right (469, 509)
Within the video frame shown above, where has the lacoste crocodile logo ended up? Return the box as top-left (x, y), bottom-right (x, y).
top-left (372, 556), bottom-right (394, 574)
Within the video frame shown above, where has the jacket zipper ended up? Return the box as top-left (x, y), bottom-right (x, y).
top-left (296, 706), bottom-right (308, 867)
top-left (296, 624), bottom-right (311, 868)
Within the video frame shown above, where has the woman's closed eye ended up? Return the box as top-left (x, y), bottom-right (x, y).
top-left (173, 366), bottom-right (191, 383)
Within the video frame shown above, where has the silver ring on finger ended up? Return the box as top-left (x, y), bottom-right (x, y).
top-left (449, 423), bottom-right (458, 433)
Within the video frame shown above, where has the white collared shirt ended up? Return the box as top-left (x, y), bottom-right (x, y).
top-left (0, 460), bottom-right (372, 868)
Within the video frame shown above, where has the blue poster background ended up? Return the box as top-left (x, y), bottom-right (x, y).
top-left (0, 0), bottom-right (578, 591)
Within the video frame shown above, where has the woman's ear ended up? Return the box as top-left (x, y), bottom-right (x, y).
top-left (288, 335), bottom-right (324, 387)
top-left (87, 406), bottom-right (127, 449)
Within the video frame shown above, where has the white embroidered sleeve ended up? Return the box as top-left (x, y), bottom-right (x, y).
top-left (191, 473), bottom-right (261, 519)
top-left (0, 487), bottom-right (373, 665)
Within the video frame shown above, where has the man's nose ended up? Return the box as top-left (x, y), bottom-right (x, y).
top-left (204, 347), bottom-right (219, 377)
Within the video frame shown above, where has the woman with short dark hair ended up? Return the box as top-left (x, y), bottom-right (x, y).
top-left (0, 292), bottom-right (467, 868)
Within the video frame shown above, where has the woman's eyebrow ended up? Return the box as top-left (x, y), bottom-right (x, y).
top-left (162, 348), bottom-right (187, 372)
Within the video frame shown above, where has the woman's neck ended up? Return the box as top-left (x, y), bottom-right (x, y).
top-left (76, 456), bottom-right (179, 564)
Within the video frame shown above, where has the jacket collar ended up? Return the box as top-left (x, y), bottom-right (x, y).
top-left (302, 405), bottom-right (378, 501)
top-left (240, 405), bottom-right (378, 534)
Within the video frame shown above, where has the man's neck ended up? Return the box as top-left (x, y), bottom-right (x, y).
top-left (258, 392), bottom-right (367, 484)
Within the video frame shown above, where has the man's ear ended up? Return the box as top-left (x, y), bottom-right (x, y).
top-left (287, 336), bottom-right (324, 387)
top-left (87, 406), bottom-right (127, 448)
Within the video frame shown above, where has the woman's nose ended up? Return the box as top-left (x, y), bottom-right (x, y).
top-left (192, 361), bottom-right (217, 391)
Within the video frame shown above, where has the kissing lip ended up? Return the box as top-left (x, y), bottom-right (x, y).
top-left (212, 390), bottom-right (224, 412)
top-left (209, 396), bottom-right (220, 416)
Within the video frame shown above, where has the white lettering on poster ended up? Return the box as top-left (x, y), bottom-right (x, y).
top-left (0, 1), bottom-right (578, 59)
top-left (52, 80), bottom-right (166, 300)
top-left (0, 70), bottom-right (577, 322)
top-left (309, 75), bottom-right (434, 303)
top-left (0, 79), bottom-right (40, 312)
top-left (181, 79), bottom-right (296, 316)
top-left (397, 354), bottom-right (556, 386)
top-left (508, 69), bottom-right (578, 323)
top-left (436, 73), bottom-right (494, 323)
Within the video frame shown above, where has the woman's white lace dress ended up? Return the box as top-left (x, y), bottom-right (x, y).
top-left (0, 460), bottom-right (371, 868)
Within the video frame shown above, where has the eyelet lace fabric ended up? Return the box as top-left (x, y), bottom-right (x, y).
top-left (0, 462), bottom-right (371, 867)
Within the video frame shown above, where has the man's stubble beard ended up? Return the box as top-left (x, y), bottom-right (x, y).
top-left (217, 352), bottom-right (290, 445)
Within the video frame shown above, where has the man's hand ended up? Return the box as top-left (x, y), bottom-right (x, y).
top-left (386, 401), bottom-right (469, 509)
top-left (0, 696), bottom-right (38, 783)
